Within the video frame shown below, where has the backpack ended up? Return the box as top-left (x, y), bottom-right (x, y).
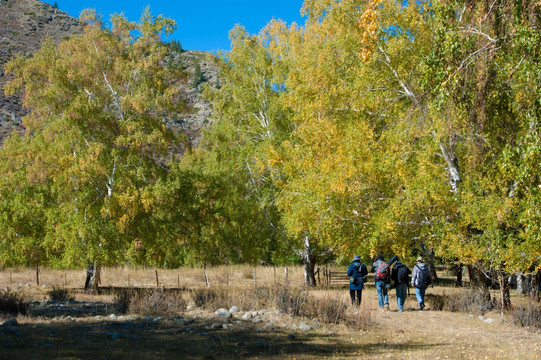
top-left (397, 265), bottom-right (409, 284)
top-left (375, 262), bottom-right (390, 283)
top-left (349, 263), bottom-right (365, 286)
top-left (416, 264), bottom-right (432, 289)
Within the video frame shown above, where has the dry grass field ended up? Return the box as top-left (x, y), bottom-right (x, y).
top-left (0, 265), bottom-right (540, 359)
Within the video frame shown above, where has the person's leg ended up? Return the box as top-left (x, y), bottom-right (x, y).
top-left (396, 283), bottom-right (406, 311)
top-left (420, 287), bottom-right (426, 309)
top-left (376, 281), bottom-right (384, 308)
top-left (382, 284), bottom-right (389, 307)
top-left (415, 287), bottom-right (423, 309)
top-left (349, 290), bottom-right (356, 305)
top-left (356, 289), bottom-right (362, 306)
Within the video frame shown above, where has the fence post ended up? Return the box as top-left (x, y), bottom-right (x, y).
top-left (273, 266), bottom-right (276, 285)
top-left (203, 263), bottom-right (210, 288)
top-left (253, 266), bottom-right (257, 289)
top-left (284, 267), bottom-right (289, 285)
top-left (155, 270), bottom-right (159, 287)
top-left (36, 261), bottom-right (40, 287)
top-left (9, 271), bottom-right (12, 285)
top-left (177, 274), bottom-right (180, 288)
top-left (128, 274), bottom-right (130, 287)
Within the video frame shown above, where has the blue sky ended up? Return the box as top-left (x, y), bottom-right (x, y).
top-left (42, 0), bottom-right (306, 52)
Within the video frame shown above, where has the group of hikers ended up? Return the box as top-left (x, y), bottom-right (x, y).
top-left (347, 253), bottom-right (432, 311)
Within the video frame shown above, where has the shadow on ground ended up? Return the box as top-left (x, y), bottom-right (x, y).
top-left (0, 316), bottom-right (441, 359)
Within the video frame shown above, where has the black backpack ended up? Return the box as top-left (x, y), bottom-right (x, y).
top-left (415, 264), bottom-right (432, 288)
top-left (397, 265), bottom-right (409, 284)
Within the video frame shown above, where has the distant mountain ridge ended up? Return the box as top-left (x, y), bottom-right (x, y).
top-left (0, 0), bottom-right (217, 146)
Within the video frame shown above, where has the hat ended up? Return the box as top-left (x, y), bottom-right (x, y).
top-left (416, 256), bottom-right (423, 262)
top-left (353, 255), bottom-right (361, 261)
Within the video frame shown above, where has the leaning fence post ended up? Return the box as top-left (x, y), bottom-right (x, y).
top-left (155, 270), bottom-right (159, 287)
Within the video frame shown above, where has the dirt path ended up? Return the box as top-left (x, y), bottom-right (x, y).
top-left (334, 289), bottom-right (540, 360)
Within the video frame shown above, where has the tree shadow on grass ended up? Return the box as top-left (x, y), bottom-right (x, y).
top-left (0, 316), bottom-right (447, 360)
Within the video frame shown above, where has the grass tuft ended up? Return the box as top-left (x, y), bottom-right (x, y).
top-left (0, 288), bottom-right (28, 315)
top-left (48, 286), bottom-right (69, 301)
top-left (511, 301), bottom-right (541, 330)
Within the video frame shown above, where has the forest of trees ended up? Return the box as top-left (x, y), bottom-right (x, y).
top-left (0, 1), bottom-right (540, 298)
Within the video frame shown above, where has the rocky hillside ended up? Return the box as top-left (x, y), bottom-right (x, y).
top-left (0, 0), bottom-right (217, 146)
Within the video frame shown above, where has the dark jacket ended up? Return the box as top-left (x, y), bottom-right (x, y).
top-left (347, 261), bottom-right (368, 290)
top-left (391, 261), bottom-right (411, 287)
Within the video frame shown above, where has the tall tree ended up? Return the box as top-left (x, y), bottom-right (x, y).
top-left (2, 8), bottom-right (186, 291)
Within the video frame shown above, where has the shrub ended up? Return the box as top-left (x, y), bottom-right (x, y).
top-left (511, 302), bottom-right (541, 330)
top-left (128, 288), bottom-right (186, 317)
top-left (428, 289), bottom-right (497, 314)
top-left (0, 288), bottom-right (28, 315)
top-left (113, 288), bottom-right (136, 314)
top-left (190, 287), bottom-right (227, 308)
top-left (48, 286), bottom-right (69, 301)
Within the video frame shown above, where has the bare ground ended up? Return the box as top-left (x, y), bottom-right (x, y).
top-left (1, 285), bottom-right (539, 360)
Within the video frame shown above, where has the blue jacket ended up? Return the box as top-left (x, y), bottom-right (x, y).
top-left (347, 261), bottom-right (368, 290)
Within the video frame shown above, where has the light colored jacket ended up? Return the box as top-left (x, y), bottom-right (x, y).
top-left (411, 262), bottom-right (428, 288)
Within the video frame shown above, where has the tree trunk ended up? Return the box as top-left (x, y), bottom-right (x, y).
top-left (467, 264), bottom-right (490, 299)
top-left (84, 261), bottom-right (101, 293)
top-left (455, 262), bottom-right (463, 287)
top-left (499, 274), bottom-right (511, 311)
top-left (419, 241), bottom-right (438, 283)
top-left (299, 236), bottom-right (317, 287)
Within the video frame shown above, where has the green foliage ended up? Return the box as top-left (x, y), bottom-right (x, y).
top-left (1, 9), bottom-right (186, 270)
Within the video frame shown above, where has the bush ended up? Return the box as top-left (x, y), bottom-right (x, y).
top-left (0, 288), bottom-right (28, 315)
top-left (114, 288), bottom-right (186, 316)
top-left (48, 286), bottom-right (69, 301)
top-left (511, 302), bottom-right (541, 330)
top-left (428, 289), bottom-right (497, 314)
top-left (130, 289), bottom-right (186, 317)
top-left (190, 288), bottom-right (227, 308)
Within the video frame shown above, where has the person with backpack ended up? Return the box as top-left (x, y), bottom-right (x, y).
top-left (391, 260), bottom-right (411, 312)
top-left (371, 253), bottom-right (392, 310)
top-left (411, 256), bottom-right (432, 310)
top-left (347, 255), bottom-right (368, 306)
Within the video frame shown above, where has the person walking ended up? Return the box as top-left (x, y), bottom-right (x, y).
top-left (391, 260), bottom-right (411, 312)
top-left (371, 253), bottom-right (390, 310)
top-left (411, 256), bottom-right (431, 310)
top-left (347, 255), bottom-right (368, 306)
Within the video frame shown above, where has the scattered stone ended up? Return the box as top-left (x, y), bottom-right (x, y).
top-left (229, 306), bottom-right (239, 313)
top-left (242, 312), bottom-right (253, 320)
top-left (2, 318), bottom-right (18, 326)
top-left (478, 316), bottom-right (486, 321)
top-left (109, 314), bottom-right (117, 321)
top-left (299, 322), bottom-right (312, 331)
top-left (153, 317), bottom-right (162, 322)
top-left (252, 317), bottom-right (262, 323)
top-left (186, 305), bottom-right (195, 311)
top-left (210, 323), bottom-right (222, 330)
top-left (467, 315), bottom-right (474, 320)
top-left (215, 309), bottom-right (232, 319)
top-left (484, 318), bottom-right (496, 324)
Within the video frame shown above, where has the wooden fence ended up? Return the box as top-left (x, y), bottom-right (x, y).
top-left (316, 267), bottom-right (374, 288)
